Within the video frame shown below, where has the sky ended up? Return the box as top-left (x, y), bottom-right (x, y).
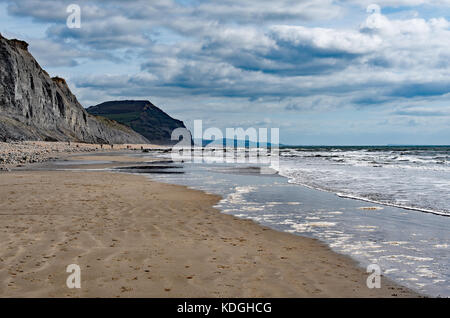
top-left (0, 0), bottom-right (449, 145)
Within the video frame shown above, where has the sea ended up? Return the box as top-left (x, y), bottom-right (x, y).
top-left (277, 146), bottom-right (450, 216)
top-left (124, 145), bottom-right (449, 297)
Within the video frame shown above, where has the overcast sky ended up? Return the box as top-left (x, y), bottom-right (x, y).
top-left (1, 0), bottom-right (449, 145)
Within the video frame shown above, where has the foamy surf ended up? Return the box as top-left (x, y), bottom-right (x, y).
top-left (274, 146), bottom-right (450, 217)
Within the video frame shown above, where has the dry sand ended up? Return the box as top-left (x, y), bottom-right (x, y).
top-left (0, 169), bottom-right (420, 297)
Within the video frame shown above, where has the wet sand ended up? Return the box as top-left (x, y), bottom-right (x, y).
top-left (0, 164), bottom-right (420, 297)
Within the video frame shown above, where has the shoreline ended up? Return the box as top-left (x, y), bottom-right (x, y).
top-left (281, 177), bottom-right (449, 218)
top-left (0, 153), bottom-right (421, 297)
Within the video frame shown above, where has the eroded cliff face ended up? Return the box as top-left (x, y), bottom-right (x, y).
top-left (0, 34), bottom-right (149, 144)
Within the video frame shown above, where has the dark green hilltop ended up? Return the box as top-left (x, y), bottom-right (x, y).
top-left (86, 100), bottom-right (191, 145)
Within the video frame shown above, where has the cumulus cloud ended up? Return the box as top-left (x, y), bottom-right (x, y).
top-left (133, 10), bottom-right (449, 102)
top-left (193, 0), bottom-right (343, 23)
top-left (343, 0), bottom-right (450, 8)
top-left (70, 7), bottom-right (449, 113)
top-left (0, 0), bottom-right (449, 143)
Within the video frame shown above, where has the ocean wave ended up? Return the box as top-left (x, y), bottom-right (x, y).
top-left (274, 148), bottom-right (450, 217)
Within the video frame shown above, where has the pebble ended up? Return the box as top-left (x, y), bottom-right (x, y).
top-left (0, 141), bottom-right (104, 169)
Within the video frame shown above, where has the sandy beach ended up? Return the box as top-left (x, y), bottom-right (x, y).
top-left (0, 141), bottom-right (163, 170)
top-left (0, 155), bottom-right (420, 297)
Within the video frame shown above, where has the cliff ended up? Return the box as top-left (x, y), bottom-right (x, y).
top-left (87, 100), bottom-right (191, 145)
top-left (0, 34), bottom-right (149, 144)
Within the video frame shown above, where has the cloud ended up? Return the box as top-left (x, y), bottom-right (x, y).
top-left (392, 110), bottom-right (449, 116)
top-left (270, 25), bottom-right (381, 55)
top-left (388, 82), bottom-right (450, 98)
top-left (26, 38), bottom-right (118, 67)
top-left (343, 0), bottom-right (450, 8)
top-left (5, 0), bottom-right (68, 23)
top-left (134, 11), bottom-right (449, 102)
top-left (193, 0), bottom-right (343, 23)
top-left (46, 19), bottom-right (153, 50)
top-left (1, 0), bottom-right (449, 143)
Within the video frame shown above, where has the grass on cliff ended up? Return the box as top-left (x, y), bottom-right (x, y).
top-left (89, 114), bottom-right (136, 133)
top-left (95, 112), bottom-right (141, 127)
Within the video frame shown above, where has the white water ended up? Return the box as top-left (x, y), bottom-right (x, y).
top-left (276, 147), bottom-right (450, 216)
